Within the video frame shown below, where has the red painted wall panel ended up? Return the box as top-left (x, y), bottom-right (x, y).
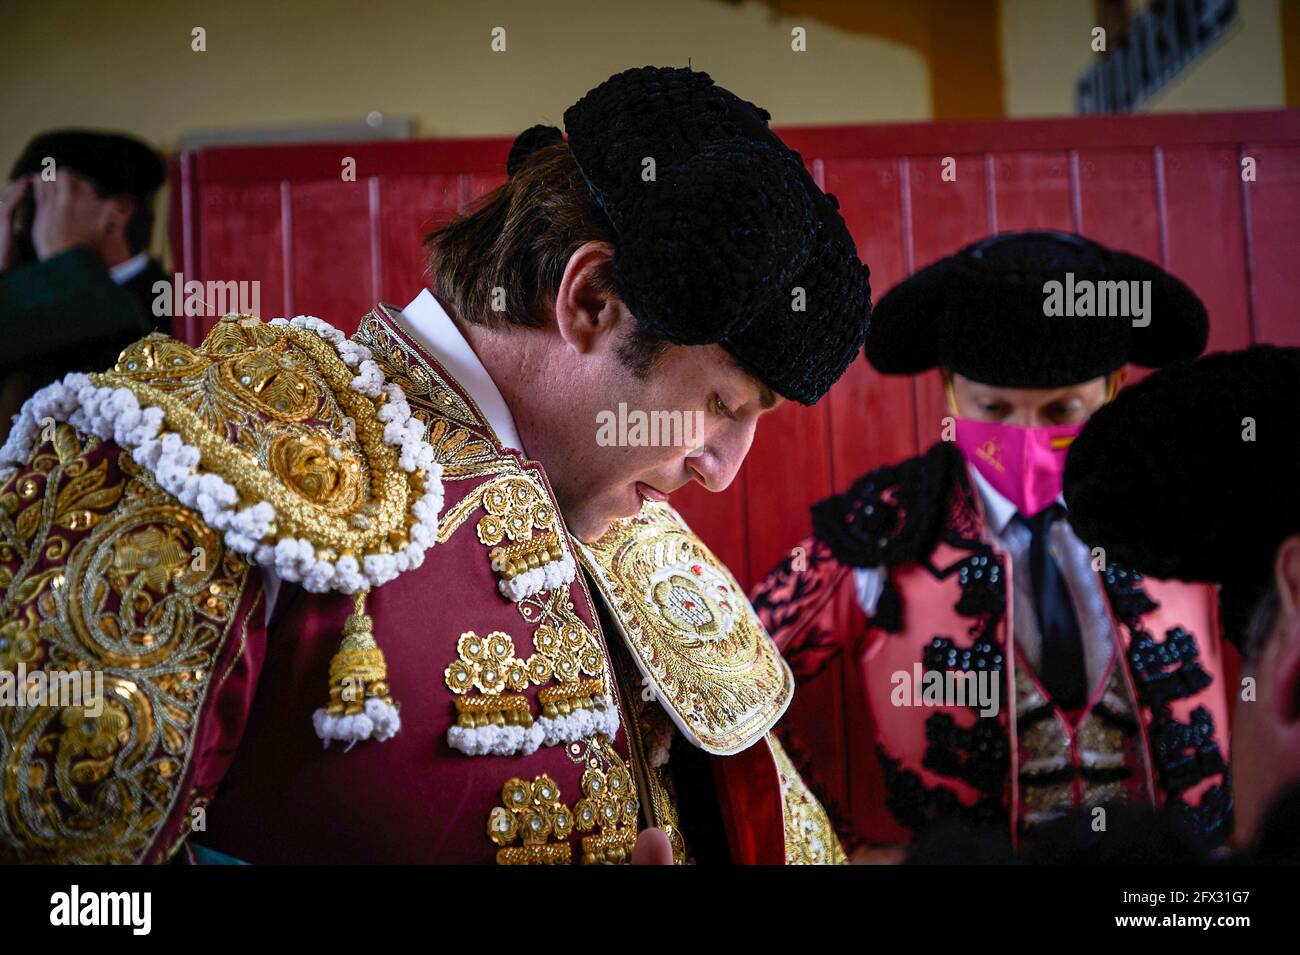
top-left (821, 158), bottom-right (917, 495)
top-left (1163, 147), bottom-right (1255, 355)
top-left (194, 182), bottom-right (283, 342)
top-left (906, 153), bottom-right (993, 455)
top-left (741, 398), bottom-right (835, 587)
top-left (379, 174), bottom-right (462, 309)
top-left (288, 179), bottom-right (373, 333)
top-left (993, 151), bottom-right (1074, 233)
top-left (1244, 145), bottom-right (1300, 347)
top-left (173, 111), bottom-right (1300, 590)
top-left (1076, 149), bottom-right (1162, 261)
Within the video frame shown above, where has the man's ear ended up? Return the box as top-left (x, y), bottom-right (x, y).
top-left (554, 240), bottom-right (623, 355)
top-left (101, 195), bottom-right (136, 237)
top-left (1276, 535), bottom-right (1300, 620)
top-left (1269, 535), bottom-right (1300, 727)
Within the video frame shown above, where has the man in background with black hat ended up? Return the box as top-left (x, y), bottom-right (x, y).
top-left (1065, 345), bottom-right (1300, 861)
top-left (0, 66), bottom-right (870, 864)
top-left (3, 129), bottom-right (170, 316)
top-left (753, 231), bottom-right (1231, 861)
top-left (0, 129), bottom-right (169, 439)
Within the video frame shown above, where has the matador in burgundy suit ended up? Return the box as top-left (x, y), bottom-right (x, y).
top-left (0, 67), bottom-right (872, 864)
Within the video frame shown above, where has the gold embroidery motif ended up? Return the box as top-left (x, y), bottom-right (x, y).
top-left (769, 734), bottom-right (848, 865)
top-left (266, 430), bottom-right (364, 517)
top-left (0, 433), bottom-right (250, 863)
top-left (432, 472), bottom-right (574, 598)
top-left (538, 678), bottom-right (605, 717)
top-left (426, 472), bottom-right (571, 596)
top-left (445, 631), bottom-right (532, 695)
top-left (488, 774), bottom-right (574, 865)
top-left (106, 316), bottom-right (424, 558)
top-left (477, 477), bottom-right (555, 546)
top-left (520, 586), bottom-right (605, 685)
top-left (578, 501), bottom-right (794, 755)
top-left (444, 628), bottom-right (608, 730)
top-left (488, 736), bottom-right (639, 866)
top-left (491, 529), bottom-right (563, 582)
top-left (110, 526), bottom-right (190, 593)
top-left (473, 477), bottom-right (568, 592)
top-left (1016, 660), bottom-right (1143, 826)
top-left (567, 736), bottom-right (639, 865)
top-left (609, 646), bottom-right (687, 863)
top-left (354, 311), bottom-right (524, 486)
top-left (454, 694), bottom-right (535, 729)
top-left (354, 312), bottom-right (481, 427)
top-left (423, 419), bottom-right (503, 480)
top-left (445, 630), bottom-right (534, 729)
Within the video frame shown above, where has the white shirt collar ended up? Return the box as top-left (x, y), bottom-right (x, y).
top-left (397, 289), bottom-right (526, 453)
top-left (108, 252), bottom-right (150, 284)
top-left (967, 461), bottom-right (1069, 535)
top-left (967, 464), bottom-right (1019, 535)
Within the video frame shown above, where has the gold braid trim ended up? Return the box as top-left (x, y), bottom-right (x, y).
top-left (770, 734), bottom-right (848, 865)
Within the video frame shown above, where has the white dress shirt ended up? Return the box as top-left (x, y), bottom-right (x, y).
top-left (853, 462), bottom-right (1117, 698)
top-left (259, 290), bottom-right (524, 625)
top-left (396, 289), bottom-right (525, 452)
top-left (108, 251), bottom-right (150, 284)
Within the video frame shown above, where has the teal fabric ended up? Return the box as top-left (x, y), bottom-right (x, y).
top-left (189, 842), bottom-right (249, 865)
top-left (0, 248), bottom-right (151, 372)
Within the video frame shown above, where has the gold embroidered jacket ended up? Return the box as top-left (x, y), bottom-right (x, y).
top-left (0, 306), bottom-right (843, 864)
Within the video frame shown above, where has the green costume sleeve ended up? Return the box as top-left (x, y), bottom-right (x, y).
top-left (0, 247), bottom-right (154, 373)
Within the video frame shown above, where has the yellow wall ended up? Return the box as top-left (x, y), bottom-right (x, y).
top-left (1, 0), bottom-right (934, 263)
top-left (777, 0), bottom-right (1005, 119)
top-left (1001, 0), bottom-right (1097, 116)
top-left (6, 0), bottom-right (1290, 168)
top-left (1001, 0), bottom-right (1288, 116)
top-left (0, 0), bottom-right (930, 170)
top-left (5, 0), bottom-right (1294, 261)
top-left (1144, 0), bottom-right (1285, 111)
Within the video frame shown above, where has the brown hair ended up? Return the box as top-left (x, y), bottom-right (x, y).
top-left (424, 141), bottom-right (668, 376)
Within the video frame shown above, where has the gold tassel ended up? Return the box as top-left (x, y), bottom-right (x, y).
top-left (312, 591), bottom-right (402, 745)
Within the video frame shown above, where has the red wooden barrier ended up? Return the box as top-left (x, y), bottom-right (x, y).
top-left (170, 110), bottom-right (1300, 590)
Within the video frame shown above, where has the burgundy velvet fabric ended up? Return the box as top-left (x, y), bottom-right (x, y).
top-left (202, 515), bottom-right (634, 862)
top-left (201, 337), bottom-right (634, 863)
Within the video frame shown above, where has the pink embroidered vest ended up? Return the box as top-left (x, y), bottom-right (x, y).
top-left (753, 442), bottom-right (1232, 850)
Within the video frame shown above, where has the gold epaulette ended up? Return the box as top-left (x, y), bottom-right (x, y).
top-left (576, 501), bottom-right (794, 755)
top-left (0, 314), bottom-right (449, 751)
top-left (3, 315), bottom-right (443, 597)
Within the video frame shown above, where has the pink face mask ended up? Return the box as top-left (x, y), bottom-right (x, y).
top-left (954, 418), bottom-right (1084, 518)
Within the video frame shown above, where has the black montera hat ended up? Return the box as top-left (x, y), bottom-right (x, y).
top-left (10, 129), bottom-right (165, 199)
top-left (866, 231), bottom-right (1208, 388)
top-left (1064, 345), bottom-right (1300, 649)
top-left (506, 66), bottom-right (872, 405)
